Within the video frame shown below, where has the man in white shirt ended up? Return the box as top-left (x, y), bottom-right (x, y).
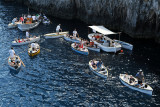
top-left (56, 24), bottom-right (62, 34)
top-left (73, 29), bottom-right (78, 37)
top-left (9, 47), bottom-right (15, 59)
top-left (26, 31), bottom-right (30, 40)
top-left (31, 43), bottom-right (37, 50)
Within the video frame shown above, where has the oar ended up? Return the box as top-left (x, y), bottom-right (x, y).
top-left (41, 47), bottom-right (51, 52)
top-left (18, 56), bottom-right (25, 67)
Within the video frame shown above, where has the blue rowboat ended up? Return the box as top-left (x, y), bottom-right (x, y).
top-left (71, 43), bottom-right (89, 55)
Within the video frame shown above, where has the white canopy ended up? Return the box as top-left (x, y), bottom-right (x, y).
top-left (89, 26), bottom-right (117, 35)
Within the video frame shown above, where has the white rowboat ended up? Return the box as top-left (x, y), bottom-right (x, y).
top-left (89, 60), bottom-right (108, 78)
top-left (8, 55), bottom-right (21, 72)
top-left (44, 32), bottom-right (69, 39)
top-left (12, 36), bottom-right (40, 46)
top-left (119, 74), bottom-right (153, 95)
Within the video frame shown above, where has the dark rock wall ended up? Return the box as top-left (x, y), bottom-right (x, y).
top-left (14, 0), bottom-right (160, 42)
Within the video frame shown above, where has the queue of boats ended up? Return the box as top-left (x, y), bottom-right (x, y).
top-left (7, 13), bottom-right (154, 96)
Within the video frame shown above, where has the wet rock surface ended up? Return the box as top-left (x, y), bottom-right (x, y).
top-left (14, 0), bottom-right (160, 42)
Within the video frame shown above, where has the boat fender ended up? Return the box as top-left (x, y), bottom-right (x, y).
top-left (121, 50), bottom-right (123, 53)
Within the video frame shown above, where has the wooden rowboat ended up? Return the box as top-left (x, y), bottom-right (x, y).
top-left (12, 36), bottom-right (40, 46)
top-left (28, 43), bottom-right (40, 57)
top-left (44, 31), bottom-right (69, 39)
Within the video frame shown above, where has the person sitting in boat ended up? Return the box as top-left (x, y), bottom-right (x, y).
top-left (12, 17), bottom-right (17, 25)
top-left (32, 14), bottom-right (36, 23)
top-left (27, 14), bottom-right (31, 18)
top-left (91, 60), bottom-right (96, 68)
top-left (73, 29), bottom-right (78, 38)
top-left (135, 71), bottom-right (144, 85)
top-left (18, 38), bottom-right (22, 43)
top-left (14, 56), bottom-right (20, 65)
top-left (90, 40), bottom-right (94, 47)
top-left (74, 43), bottom-right (78, 48)
top-left (22, 38), bottom-right (26, 42)
top-left (26, 31), bottom-right (30, 41)
top-left (20, 17), bottom-right (24, 23)
top-left (31, 42), bottom-right (37, 51)
top-left (9, 47), bottom-right (15, 59)
top-left (56, 24), bottom-right (62, 34)
top-left (69, 35), bottom-right (73, 39)
top-left (43, 15), bottom-right (47, 20)
top-left (129, 76), bottom-right (135, 84)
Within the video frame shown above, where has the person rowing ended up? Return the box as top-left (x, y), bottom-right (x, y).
top-left (56, 24), bottom-right (62, 35)
top-left (9, 47), bottom-right (15, 59)
top-left (26, 30), bottom-right (31, 40)
top-left (135, 71), bottom-right (144, 85)
top-left (73, 28), bottom-right (78, 38)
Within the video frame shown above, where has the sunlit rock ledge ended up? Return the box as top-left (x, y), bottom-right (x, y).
top-left (13, 0), bottom-right (160, 43)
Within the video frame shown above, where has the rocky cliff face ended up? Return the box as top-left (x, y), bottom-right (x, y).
top-left (15, 0), bottom-right (160, 42)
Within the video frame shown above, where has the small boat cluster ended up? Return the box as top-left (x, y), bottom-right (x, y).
top-left (7, 13), bottom-right (153, 96)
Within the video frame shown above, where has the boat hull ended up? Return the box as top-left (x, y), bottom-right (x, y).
top-left (115, 40), bottom-right (133, 50)
top-left (12, 37), bottom-right (40, 46)
top-left (89, 60), bottom-right (108, 79)
top-left (64, 36), bottom-right (80, 43)
top-left (44, 32), bottom-right (68, 39)
top-left (86, 46), bottom-right (100, 52)
top-left (28, 48), bottom-right (40, 57)
top-left (18, 20), bottom-right (41, 31)
top-left (9, 65), bottom-right (21, 72)
top-left (119, 74), bottom-right (153, 95)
